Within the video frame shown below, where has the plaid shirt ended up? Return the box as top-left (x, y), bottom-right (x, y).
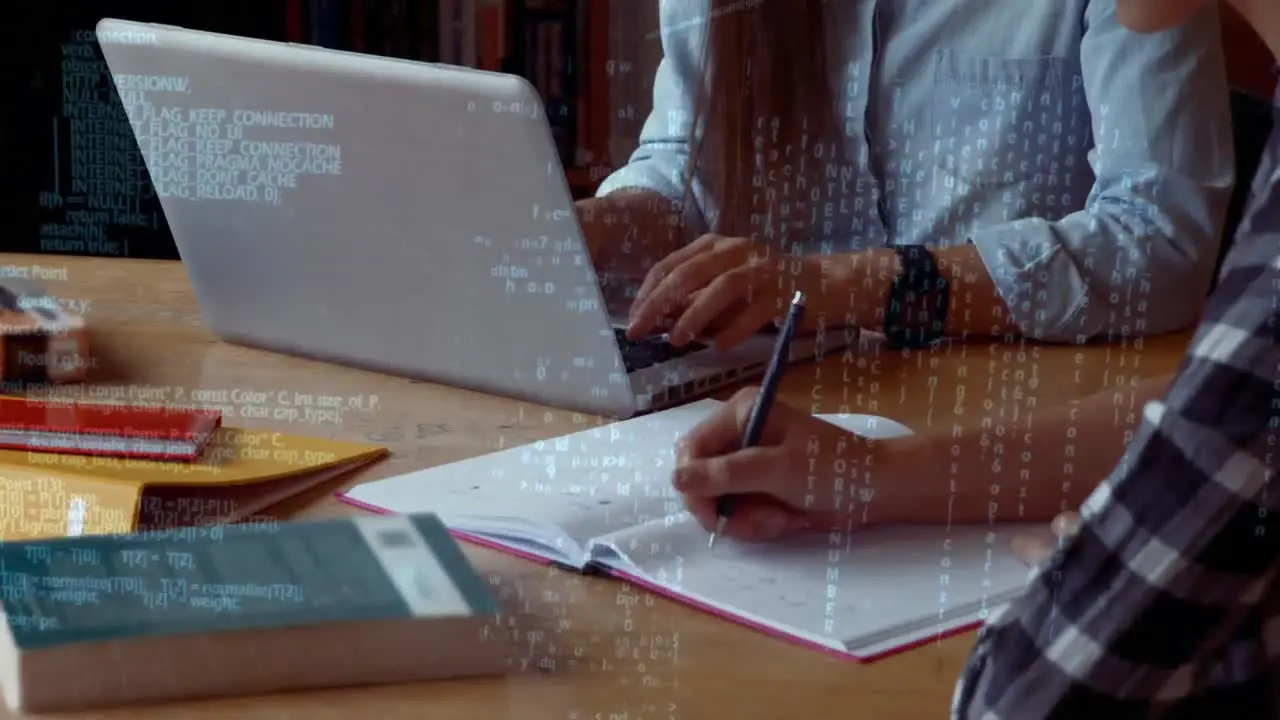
top-left (951, 120), bottom-right (1280, 714)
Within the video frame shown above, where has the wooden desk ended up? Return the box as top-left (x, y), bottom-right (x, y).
top-left (1, 254), bottom-right (1192, 719)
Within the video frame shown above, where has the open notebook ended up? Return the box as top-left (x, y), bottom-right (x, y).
top-left (340, 399), bottom-right (1036, 661)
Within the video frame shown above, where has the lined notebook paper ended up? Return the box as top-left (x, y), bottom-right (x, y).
top-left (340, 399), bottom-right (1036, 660)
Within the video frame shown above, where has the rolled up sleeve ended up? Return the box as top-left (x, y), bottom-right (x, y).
top-left (970, 2), bottom-right (1234, 343)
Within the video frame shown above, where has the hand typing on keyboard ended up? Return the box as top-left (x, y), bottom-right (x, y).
top-left (624, 235), bottom-right (825, 351)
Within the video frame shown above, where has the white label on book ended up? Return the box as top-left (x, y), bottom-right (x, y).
top-left (351, 515), bottom-right (473, 618)
top-left (65, 496), bottom-right (86, 537)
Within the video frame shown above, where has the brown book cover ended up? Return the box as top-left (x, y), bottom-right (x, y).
top-left (0, 278), bottom-right (90, 386)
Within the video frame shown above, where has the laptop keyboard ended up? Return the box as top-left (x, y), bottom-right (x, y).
top-left (615, 328), bottom-right (707, 372)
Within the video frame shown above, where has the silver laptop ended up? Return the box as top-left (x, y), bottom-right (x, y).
top-left (96, 19), bottom-right (853, 418)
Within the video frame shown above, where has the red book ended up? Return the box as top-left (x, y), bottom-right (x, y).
top-left (286, 0), bottom-right (306, 42)
top-left (0, 398), bottom-right (222, 461)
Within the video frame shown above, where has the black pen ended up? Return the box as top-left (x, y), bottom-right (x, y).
top-left (708, 290), bottom-right (806, 548)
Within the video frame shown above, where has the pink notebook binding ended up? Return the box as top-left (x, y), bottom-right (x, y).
top-left (338, 400), bottom-right (1036, 662)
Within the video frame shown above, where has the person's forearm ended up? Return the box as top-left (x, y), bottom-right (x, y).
top-left (879, 372), bottom-right (1176, 525)
top-left (579, 190), bottom-right (687, 281)
top-left (811, 245), bottom-right (1018, 339)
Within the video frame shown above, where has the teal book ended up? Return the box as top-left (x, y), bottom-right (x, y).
top-left (0, 513), bottom-right (507, 713)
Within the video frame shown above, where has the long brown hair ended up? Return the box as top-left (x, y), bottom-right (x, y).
top-left (684, 0), bottom-right (835, 242)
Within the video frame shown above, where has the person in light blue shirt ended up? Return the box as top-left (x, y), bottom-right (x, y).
top-left (576, 0), bottom-right (1234, 350)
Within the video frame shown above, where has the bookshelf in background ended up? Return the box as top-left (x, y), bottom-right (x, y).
top-left (287, 0), bottom-right (614, 198)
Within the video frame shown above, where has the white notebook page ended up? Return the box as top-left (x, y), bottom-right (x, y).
top-left (345, 404), bottom-right (920, 560)
top-left (344, 400), bottom-right (724, 562)
top-left (592, 513), bottom-right (1036, 650)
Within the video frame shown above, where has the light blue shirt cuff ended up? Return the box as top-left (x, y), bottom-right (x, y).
top-left (968, 226), bottom-right (1089, 343)
top-left (594, 158), bottom-right (684, 201)
top-left (594, 158), bottom-right (710, 240)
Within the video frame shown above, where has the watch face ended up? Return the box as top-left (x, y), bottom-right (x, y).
top-left (886, 249), bottom-right (948, 348)
top-left (903, 288), bottom-right (928, 328)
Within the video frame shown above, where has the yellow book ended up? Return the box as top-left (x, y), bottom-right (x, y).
top-left (0, 427), bottom-right (387, 540)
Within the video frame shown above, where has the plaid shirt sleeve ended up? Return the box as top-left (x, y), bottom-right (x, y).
top-left (950, 239), bottom-right (1280, 716)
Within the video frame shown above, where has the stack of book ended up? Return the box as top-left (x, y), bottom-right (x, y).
top-left (0, 395), bottom-right (388, 540)
top-left (0, 380), bottom-right (509, 712)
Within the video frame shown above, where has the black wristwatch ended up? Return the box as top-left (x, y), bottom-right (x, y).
top-left (883, 245), bottom-right (949, 349)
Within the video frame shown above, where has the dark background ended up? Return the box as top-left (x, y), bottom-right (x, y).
top-left (7, 3), bottom-right (285, 261)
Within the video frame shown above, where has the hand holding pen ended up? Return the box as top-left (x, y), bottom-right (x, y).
top-left (672, 292), bottom-right (861, 544)
top-left (707, 291), bottom-right (806, 547)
